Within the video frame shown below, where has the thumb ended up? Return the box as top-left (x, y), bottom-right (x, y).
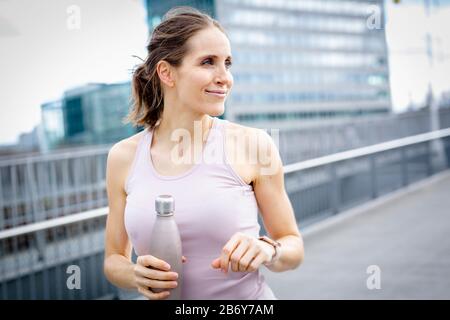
top-left (211, 257), bottom-right (221, 269)
top-left (182, 256), bottom-right (187, 263)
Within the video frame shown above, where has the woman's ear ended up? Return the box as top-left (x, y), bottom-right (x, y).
top-left (156, 60), bottom-right (175, 88)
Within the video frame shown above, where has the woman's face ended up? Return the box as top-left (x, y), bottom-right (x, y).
top-left (173, 27), bottom-right (233, 117)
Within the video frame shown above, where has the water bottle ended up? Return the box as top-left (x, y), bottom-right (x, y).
top-left (148, 195), bottom-right (183, 300)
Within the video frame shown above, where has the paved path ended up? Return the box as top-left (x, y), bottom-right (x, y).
top-left (261, 171), bottom-right (450, 299)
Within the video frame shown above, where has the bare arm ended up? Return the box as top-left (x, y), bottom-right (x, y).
top-left (253, 129), bottom-right (305, 272)
top-left (103, 141), bottom-right (137, 290)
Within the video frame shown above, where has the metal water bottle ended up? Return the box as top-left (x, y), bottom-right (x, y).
top-left (148, 195), bottom-right (182, 300)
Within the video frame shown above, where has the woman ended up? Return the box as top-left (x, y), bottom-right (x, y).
top-left (103, 6), bottom-right (304, 300)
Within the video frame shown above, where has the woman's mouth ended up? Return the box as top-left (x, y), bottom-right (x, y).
top-left (205, 90), bottom-right (227, 98)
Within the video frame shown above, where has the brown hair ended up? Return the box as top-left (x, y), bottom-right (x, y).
top-left (125, 6), bottom-right (227, 130)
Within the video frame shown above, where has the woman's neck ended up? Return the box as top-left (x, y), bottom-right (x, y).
top-left (152, 113), bottom-right (214, 150)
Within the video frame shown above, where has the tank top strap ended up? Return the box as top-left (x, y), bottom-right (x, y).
top-left (124, 128), bottom-right (152, 194)
top-left (203, 117), bottom-right (251, 188)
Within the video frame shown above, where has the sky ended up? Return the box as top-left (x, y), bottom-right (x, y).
top-left (385, 0), bottom-right (450, 110)
top-left (0, 0), bottom-right (148, 145)
top-left (0, 0), bottom-right (450, 145)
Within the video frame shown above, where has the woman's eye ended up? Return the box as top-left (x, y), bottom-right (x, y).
top-left (202, 59), bottom-right (232, 69)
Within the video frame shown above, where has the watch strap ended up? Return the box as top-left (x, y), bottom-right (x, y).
top-left (258, 236), bottom-right (281, 266)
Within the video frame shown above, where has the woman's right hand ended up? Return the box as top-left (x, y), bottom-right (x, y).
top-left (133, 255), bottom-right (186, 300)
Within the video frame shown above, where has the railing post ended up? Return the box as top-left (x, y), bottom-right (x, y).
top-left (26, 161), bottom-right (47, 261)
top-left (401, 147), bottom-right (408, 187)
top-left (35, 230), bottom-right (47, 262)
top-left (329, 163), bottom-right (340, 215)
top-left (0, 171), bottom-right (4, 230)
top-left (10, 165), bottom-right (18, 227)
top-left (426, 140), bottom-right (433, 176)
top-left (370, 155), bottom-right (378, 199)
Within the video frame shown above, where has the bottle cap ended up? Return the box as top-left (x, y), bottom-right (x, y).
top-left (155, 195), bottom-right (175, 216)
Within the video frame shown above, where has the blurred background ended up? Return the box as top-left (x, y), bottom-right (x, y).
top-left (0, 0), bottom-right (449, 300)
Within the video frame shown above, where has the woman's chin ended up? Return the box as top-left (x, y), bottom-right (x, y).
top-left (206, 104), bottom-right (225, 117)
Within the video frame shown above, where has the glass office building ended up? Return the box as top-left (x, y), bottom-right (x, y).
top-left (145, 0), bottom-right (391, 128)
top-left (41, 82), bottom-right (137, 150)
top-left (146, 0), bottom-right (215, 30)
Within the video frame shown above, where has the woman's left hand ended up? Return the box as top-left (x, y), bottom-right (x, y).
top-left (211, 232), bottom-right (274, 273)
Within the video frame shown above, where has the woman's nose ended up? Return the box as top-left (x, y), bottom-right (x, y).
top-left (214, 68), bottom-right (232, 86)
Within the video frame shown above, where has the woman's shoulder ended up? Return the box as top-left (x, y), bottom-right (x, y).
top-left (107, 129), bottom-right (147, 170)
top-left (224, 120), bottom-right (274, 148)
top-left (224, 120), bottom-right (260, 138)
top-left (223, 121), bottom-right (277, 177)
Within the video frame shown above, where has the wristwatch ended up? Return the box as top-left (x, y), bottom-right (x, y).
top-left (258, 235), bottom-right (281, 266)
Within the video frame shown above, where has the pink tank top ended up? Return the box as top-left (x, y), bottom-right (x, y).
top-left (124, 117), bottom-right (277, 300)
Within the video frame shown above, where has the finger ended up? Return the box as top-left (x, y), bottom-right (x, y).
top-left (182, 256), bottom-right (187, 263)
top-left (211, 257), bottom-right (221, 269)
top-left (220, 235), bottom-right (241, 273)
top-left (230, 239), bottom-right (251, 272)
top-left (239, 245), bottom-right (260, 272)
top-left (137, 255), bottom-right (171, 271)
top-left (135, 264), bottom-right (179, 281)
top-left (136, 277), bottom-right (178, 290)
top-left (137, 285), bottom-right (170, 300)
top-left (245, 253), bottom-right (266, 272)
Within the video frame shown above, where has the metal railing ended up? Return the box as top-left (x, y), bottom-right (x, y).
top-left (280, 128), bottom-right (450, 226)
top-left (1, 128), bottom-right (450, 299)
top-left (0, 147), bottom-right (109, 230)
top-left (2, 108), bottom-right (450, 232)
top-left (278, 108), bottom-right (450, 164)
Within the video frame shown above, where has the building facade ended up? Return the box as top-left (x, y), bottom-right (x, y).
top-left (41, 82), bottom-right (137, 151)
top-left (145, 0), bottom-right (392, 129)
